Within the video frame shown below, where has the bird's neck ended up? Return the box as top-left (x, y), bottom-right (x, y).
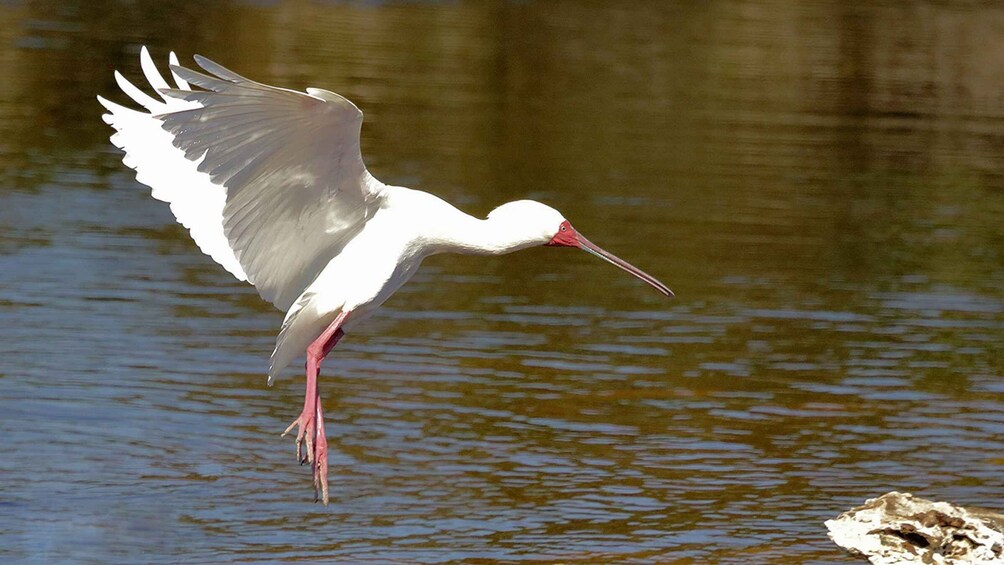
top-left (426, 206), bottom-right (542, 256)
top-left (386, 188), bottom-right (547, 256)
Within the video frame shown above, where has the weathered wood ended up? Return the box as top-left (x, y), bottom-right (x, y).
top-left (826, 492), bottom-right (1004, 564)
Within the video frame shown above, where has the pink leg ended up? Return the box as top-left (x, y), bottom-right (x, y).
top-left (281, 310), bottom-right (349, 505)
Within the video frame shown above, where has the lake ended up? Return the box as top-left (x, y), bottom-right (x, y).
top-left (1, 1), bottom-right (1003, 563)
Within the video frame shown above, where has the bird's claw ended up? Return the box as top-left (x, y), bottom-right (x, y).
top-left (282, 414), bottom-right (315, 465)
top-left (313, 443), bottom-right (329, 505)
top-left (282, 411), bottom-right (329, 505)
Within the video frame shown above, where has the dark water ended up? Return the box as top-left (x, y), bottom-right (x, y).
top-left (2, 1), bottom-right (1004, 563)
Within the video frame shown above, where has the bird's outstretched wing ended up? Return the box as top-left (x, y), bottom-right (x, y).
top-left (99, 47), bottom-right (385, 311)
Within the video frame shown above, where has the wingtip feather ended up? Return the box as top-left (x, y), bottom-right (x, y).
top-left (139, 46), bottom-right (171, 95)
top-left (114, 70), bottom-right (161, 111)
top-left (168, 51), bottom-right (190, 90)
top-left (193, 54), bottom-right (250, 83)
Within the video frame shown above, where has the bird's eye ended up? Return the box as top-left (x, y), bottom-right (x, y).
top-left (560, 225), bottom-right (567, 232)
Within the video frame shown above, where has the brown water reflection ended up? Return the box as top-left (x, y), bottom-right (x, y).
top-left (1, 1), bottom-right (1003, 563)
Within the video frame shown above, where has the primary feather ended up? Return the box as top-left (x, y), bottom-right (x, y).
top-left (98, 48), bottom-right (247, 282)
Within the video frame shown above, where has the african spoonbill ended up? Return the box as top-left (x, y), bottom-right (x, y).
top-left (98, 48), bottom-right (672, 504)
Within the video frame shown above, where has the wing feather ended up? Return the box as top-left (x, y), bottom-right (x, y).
top-left (167, 52), bottom-right (190, 89)
top-left (99, 47), bottom-right (247, 282)
top-left (113, 71), bottom-right (162, 111)
top-left (101, 47), bottom-right (385, 311)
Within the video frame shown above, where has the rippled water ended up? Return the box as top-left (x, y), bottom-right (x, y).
top-left (2, 1), bottom-right (1004, 563)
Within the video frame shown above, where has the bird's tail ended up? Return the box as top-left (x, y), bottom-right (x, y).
top-left (268, 292), bottom-right (344, 385)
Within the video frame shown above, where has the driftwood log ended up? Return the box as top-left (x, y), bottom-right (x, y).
top-left (826, 492), bottom-right (1004, 564)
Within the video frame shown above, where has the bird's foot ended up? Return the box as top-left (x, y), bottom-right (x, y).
top-left (281, 403), bottom-right (329, 505)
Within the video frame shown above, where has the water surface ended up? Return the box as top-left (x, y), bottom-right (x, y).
top-left (2, 2), bottom-right (1003, 563)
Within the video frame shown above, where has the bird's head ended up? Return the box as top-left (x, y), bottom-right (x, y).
top-left (490, 200), bottom-right (673, 297)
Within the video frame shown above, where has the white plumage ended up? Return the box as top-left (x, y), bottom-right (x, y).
top-left (99, 48), bottom-right (671, 503)
top-left (101, 51), bottom-right (247, 282)
top-left (99, 47), bottom-right (390, 382)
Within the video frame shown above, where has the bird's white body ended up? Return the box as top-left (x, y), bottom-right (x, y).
top-left (275, 187), bottom-right (566, 380)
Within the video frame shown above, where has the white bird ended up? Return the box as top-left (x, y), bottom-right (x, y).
top-left (98, 47), bottom-right (672, 504)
